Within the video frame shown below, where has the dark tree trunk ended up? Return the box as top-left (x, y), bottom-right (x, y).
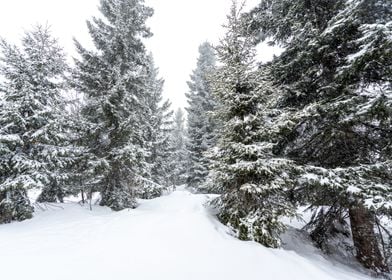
top-left (81, 188), bottom-right (85, 204)
top-left (349, 204), bottom-right (389, 273)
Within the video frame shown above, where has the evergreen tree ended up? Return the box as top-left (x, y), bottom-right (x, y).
top-left (36, 96), bottom-right (82, 204)
top-left (144, 55), bottom-right (173, 187)
top-left (136, 55), bottom-right (174, 199)
top-left (169, 108), bottom-right (188, 186)
top-left (246, 0), bottom-right (392, 272)
top-left (0, 25), bottom-right (68, 222)
top-left (207, 1), bottom-right (296, 248)
top-left (72, 0), bottom-right (154, 211)
top-left (186, 42), bottom-right (217, 190)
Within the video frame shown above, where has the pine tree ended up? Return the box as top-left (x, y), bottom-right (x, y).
top-left (169, 108), bottom-right (188, 186)
top-left (139, 55), bottom-right (174, 198)
top-left (207, 1), bottom-right (296, 248)
top-left (72, 0), bottom-right (154, 211)
top-left (0, 25), bottom-right (68, 222)
top-left (36, 96), bottom-right (82, 204)
top-left (185, 42), bottom-right (217, 190)
top-left (246, 0), bottom-right (392, 272)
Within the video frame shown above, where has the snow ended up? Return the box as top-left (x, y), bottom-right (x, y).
top-left (0, 187), bottom-right (376, 280)
top-left (0, 134), bottom-right (22, 143)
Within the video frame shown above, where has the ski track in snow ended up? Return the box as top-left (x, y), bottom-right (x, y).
top-left (0, 187), bottom-right (375, 280)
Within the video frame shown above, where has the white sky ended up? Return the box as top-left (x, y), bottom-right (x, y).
top-left (0, 0), bottom-right (275, 110)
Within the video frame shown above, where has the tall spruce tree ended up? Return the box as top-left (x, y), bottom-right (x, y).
top-left (186, 42), bottom-right (217, 189)
top-left (169, 108), bottom-right (188, 186)
top-left (136, 55), bottom-right (174, 199)
top-left (246, 0), bottom-right (392, 273)
top-left (36, 93), bottom-right (82, 204)
top-left (207, 1), bottom-right (296, 248)
top-left (0, 25), bottom-right (68, 222)
top-left (144, 55), bottom-right (173, 187)
top-left (72, 0), bottom-right (154, 211)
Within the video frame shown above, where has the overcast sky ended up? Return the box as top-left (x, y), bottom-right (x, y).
top-left (0, 0), bottom-right (275, 110)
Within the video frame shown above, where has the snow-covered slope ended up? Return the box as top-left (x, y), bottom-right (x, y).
top-left (0, 187), bottom-right (375, 280)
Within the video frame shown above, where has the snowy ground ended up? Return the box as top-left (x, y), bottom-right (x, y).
top-left (0, 187), bottom-right (377, 280)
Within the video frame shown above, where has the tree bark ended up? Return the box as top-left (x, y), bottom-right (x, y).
top-left (81, 188), bottom-right (85, 204)
top-left (349, 204), bottom-right (389, 273)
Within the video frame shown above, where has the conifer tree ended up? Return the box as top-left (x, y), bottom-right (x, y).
top-left (36, 97), bottom-right (81, 204)
top-left (169, 108), bottom-right (188, 186)
top-left (186, 42), bottom-right (217, 189)
top-left (72, 0), bottom-right (154, 210)
top-left (246, 0), bottom-right (392, 272)
top-left (0, 25), bottom-right (68, 222)
top-left (136, 55), bottom-right (174, 198)
top-left (207, 1), bottom-right (296, 248)
top-left (144, 55), bottom-right (173, 187)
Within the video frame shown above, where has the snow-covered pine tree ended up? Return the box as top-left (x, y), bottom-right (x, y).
top-left (207, 1), bottom-right (296, 248)
top-left (36, 94), bottom-right (83, 204)
top-left (168, 108), bottom-right (188, 186)
top-left (0, 25), bottom-right (69, 222)
top-left (140, 54), bottom-right (174, 198)
top-left (246, 0), bottom-right (392, 272)
top-left (185, 42), bottom-right (218, 190)
top-left (72, 0), bottom-right (154, 211)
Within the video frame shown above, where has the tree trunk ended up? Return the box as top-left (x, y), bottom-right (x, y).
top-left (349, 204), bottom-right (389, 273)
top-left (81, 188), bottom-right (85, 204)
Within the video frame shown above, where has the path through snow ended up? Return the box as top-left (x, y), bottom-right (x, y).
top-left (0, 187), bottom-right (374, 280)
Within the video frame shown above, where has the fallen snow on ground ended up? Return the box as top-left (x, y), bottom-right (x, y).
top-left (0, 187), bottom-right (375, 280)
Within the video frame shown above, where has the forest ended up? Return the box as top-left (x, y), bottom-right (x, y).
top-left (0, 0), bottom-right (391, 279)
